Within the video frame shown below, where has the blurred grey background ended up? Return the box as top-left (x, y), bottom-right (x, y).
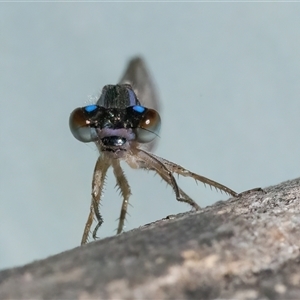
top-left (1, 3), bottom-right (300, 270)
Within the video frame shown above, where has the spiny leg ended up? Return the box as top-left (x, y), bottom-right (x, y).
top-left (80, 205), bottom-right (95, 245)
top-left (91, 197), bottom-right (104, 240)
top-left (112, 159), bottom-right (132, 234)
top-left (137, 152), bottom-right (200, 209)
top-left (158, 166), bottom-right (201, 210)
top-left (91, 156), bottom-right (110, 240)
top-left (81, 155), bottom-right (110, 245)
top-left (148, 152), bottom-right (238, 197)
top-left (136, 149), bottom-right (200, 209)
top-left (176, 187), bottom-right (200, 210)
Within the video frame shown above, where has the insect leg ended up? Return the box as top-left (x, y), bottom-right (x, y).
top-left (81, 155), bottom-right (110, 245)
top-left (136, 149), bottom-right (200, 210)
top-left (150, 153), bottom-right (238, 197)
top-left (112, 159), bottom-right (132, 234)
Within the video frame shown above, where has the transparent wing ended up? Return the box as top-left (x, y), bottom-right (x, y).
top-left (119, 57), bottom-right (161, 152)
top-left (119, 57), bottom-right (160, 112)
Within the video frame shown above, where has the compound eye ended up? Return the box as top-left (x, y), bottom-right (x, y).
top-left (69, 106), bottom-right (98, 143)
top-left (136, 109), bottom-right (161, 143)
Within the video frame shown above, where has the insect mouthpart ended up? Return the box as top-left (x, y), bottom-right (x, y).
top-left (101, 136), bottom-right (127, 147)
top-left (95, 128), bottom-right (136, 154)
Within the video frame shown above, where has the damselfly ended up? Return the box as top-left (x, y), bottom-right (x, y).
top-left (69, 57), bottom-right (238, 245)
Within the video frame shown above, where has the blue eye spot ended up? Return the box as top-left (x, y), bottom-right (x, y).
top-left (84, 105), bottom-right (98, 113)
top-left (132, 105), bottom-right (145, 113)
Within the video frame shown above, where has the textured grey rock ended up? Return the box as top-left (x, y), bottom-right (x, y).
top-left (1, 178), bottom-right (300, 299)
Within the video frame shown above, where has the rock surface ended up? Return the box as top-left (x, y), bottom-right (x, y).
top-left (1, 178), bottom-right (300, 299)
